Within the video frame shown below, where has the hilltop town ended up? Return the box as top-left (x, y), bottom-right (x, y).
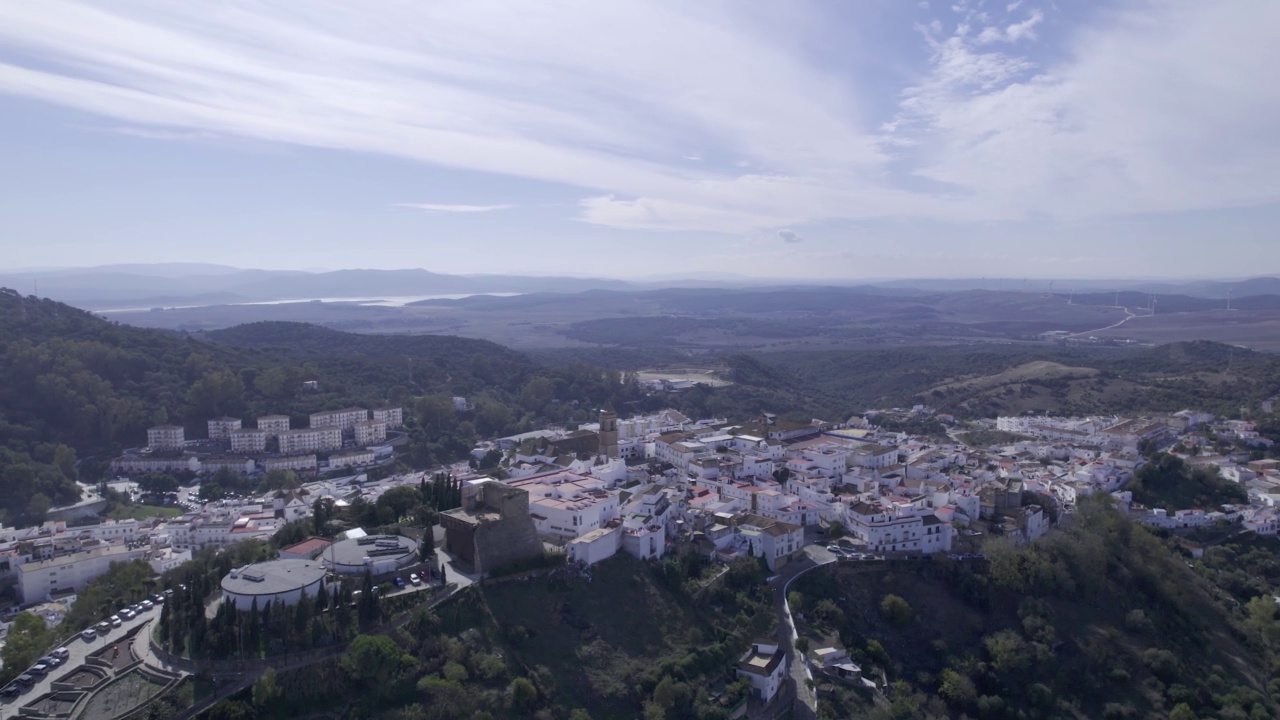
top-left (5, 393), bottom-right (1279, 715)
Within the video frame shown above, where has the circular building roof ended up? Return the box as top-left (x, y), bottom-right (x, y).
top-left (324, 534), bottom-right (417, 568)
top-left (220, 559), bottom-right (326, 597)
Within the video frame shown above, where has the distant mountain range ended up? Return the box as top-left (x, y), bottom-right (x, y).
top-left (3, 263), bottom-right (1278, 308)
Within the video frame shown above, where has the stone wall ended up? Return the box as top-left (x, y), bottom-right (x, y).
top-left (472, 484), bottom-right (542, 576)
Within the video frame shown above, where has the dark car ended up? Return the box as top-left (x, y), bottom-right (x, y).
top-left (0, 684), bottom-right (21, 697)
top-left (393, 576), bottom-right (406, 589)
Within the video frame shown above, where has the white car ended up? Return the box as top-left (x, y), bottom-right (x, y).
top-left (80, 629), bottom-right (96, 642)
top-left (409, 573), bottom-right (421, 586)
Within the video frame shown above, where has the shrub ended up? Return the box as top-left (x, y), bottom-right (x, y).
top-left (880, 594), bottom-right (913, 628)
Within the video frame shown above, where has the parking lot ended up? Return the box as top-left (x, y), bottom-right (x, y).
top-left (0, 592), bottom-right (168, 706)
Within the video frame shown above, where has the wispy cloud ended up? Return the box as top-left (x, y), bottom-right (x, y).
top-left (396, 203), bottom-right (514, 213)
top-left (0, 1), bottom-right (1275, 235)
top-left (777, 229), bottom-right (804, 244)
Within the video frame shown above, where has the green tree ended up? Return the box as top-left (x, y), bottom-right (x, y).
top-left (880, 594), bottom-right (913, 628)
top-left (1, 613), bottom-right (51, 684)
top-left (341, 635), bottom-right (401, 688)
top-left (509, 677), bottom-right (539, 713)
top-left (252, 667), bottom-right (281, 708)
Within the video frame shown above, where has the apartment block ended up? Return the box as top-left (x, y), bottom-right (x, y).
top-left (17, 544), bottom-right (151, 605)
top-left (147, 425), bottom-right (185, 451)
top-left (230, 428), bottom-right (268, 454)
top-left (372, 406), bottom-right (404, 429)
top-left (207, 417), bottom-right (242, 441)
top-left (310, 407), bottom-right (368, 432)
top-left (354, 420), bottom-right (387, 446)
top-left (257, 415), bottom-right (291, 438)
top-left (278, 427), bottom-right (342, 454)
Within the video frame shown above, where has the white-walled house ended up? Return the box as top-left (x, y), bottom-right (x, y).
top-left (737, 639), bottom-right (787, 703)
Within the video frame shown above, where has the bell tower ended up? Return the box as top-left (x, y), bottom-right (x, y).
top-left (599, 408), bottom-right (619, 459)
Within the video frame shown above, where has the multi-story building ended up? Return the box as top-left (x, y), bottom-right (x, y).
top-left (372, 406), bottom-right (404, 428)
top-left (354, 420), bottom-right (387, 446)
top-left (147, 425), bottom-right (185, 451)
top-left (278, 427), bottom-right (342, 454)
top-left (16, 543), bottom-right (151, 605)
top-left (310, 407), bottom-right (368, 432)
top-left (111, 455), bottom-right (201, 475)
top-left (257, 415), bottom-right (291, 438)
top-left (207, 417), bottom-right (242, 441)
top-left (230, 428), bottom-right (267, 454)
top-left (263, 455), bottom-right (318, 473)
top-left (848, 444), bottom-right (898, 470)
top-left (329, 450), bottom-right (375, 471)
top-left (734, 514), bottom-right (803, 571)
top-left (844, 501), bottom-right (951, 554)
top-left (199, 457), bottom-right (256, 477)
top-left (507, 471), bottom-right (621, 541)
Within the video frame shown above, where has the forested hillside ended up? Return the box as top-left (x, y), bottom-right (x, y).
top-left (792, 497), bottom-right (1280, 720)
top-left (0, 291), bottom-right (651, 523)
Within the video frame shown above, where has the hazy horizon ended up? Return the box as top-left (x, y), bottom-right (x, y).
top-left (2, 2), bottom-right (1279, 278)
top-left (1, 261), bottom-right (1277, 285)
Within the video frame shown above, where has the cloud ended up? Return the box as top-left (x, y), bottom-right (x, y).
top-left (396, 203), bottom-right (514, 213)
top-left (0, 1), bottom-right (1275, 235)
top-left (777, 229), bottom-right (804, 244)
top-left (977, 9), bottom-right (1043, 44)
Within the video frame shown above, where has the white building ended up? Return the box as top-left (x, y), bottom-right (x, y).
top-left (329, 449), bottom-right (375, 471)
top-left (111, 455), bottom-right (201, 476)
top-left (147, 425), bottom-right (185, 451)
top-left (208, 417), bottom-right (242, 441)
top-left (263, 455), bottom-right (318, 473)
top-left (257, 415), bottom-right (291, 438)
top-left (372, 406), bottom-right (404, 428)
top-left (849, 443), bottom-right (898, 470)
top-left (311, 407), bottom-right (369, 432)
top-left (737, 639), bottom-right (787, 703)
top-left (566, 527), bottom-right (621, 565)
top-left (230, 428), bottom-right (268, 454)
top-left (507, 471), bottom-right (620, 541)
top-left (279, 427), bottom-right (342, 454)
top-left (16, 544), bottom-right (151, 605)
top-left (845, 501), bottom-right (943, 554)
top-left (353, 420), bottom-right (387, 446)
top-left (220, 560), bottom-right (327, 608)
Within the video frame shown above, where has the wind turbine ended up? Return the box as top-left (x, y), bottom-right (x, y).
top-left (1227, 288), bottom-right (1234, 311)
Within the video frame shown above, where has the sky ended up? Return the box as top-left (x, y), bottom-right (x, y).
top-left (1, 0), bottom-right (1278, 280)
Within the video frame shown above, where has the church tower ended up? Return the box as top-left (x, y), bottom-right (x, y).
top-left (598, 409), bottom-right (619, 459)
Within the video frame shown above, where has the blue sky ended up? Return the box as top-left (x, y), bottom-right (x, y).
top-left (1, 0), bottom-right (1277, 279)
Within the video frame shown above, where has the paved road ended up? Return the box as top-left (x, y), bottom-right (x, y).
top-left (0, 603), bottom-right (161, 711)
top-left (773, 541), bottom-right (839, 718)
top-left (1067, 305), bottom-right (1138, 338)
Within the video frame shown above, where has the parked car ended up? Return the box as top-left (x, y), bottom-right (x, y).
top-left (140, 600), bottom-right (154, 610)
top-left (392, 576), bottom-right (405, 589)
top-left (96, 621), bottom-right (111, 634)
top-left (825, 544), bottom-right (841, 553)
top-left (80, 628), bottom-right (97, 641)
top-left (15, 674), bottom-right (35, 687)
top-left (109, 616), bottom-right (122, 628)
top-left (0, 684), bottom-right (21, 697)
top-left (40, 656), bottom-right (61, 668)
top-left (28, 664), bottom-right (47, 677)
top-left (151, 594), bottom-right (165, 603)
top-left (52, 648), bottom-right (70, 661)
top-left (409, 573), bottom-right (421, 585)
top-left (120, 609), bottom-right (136, 621)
